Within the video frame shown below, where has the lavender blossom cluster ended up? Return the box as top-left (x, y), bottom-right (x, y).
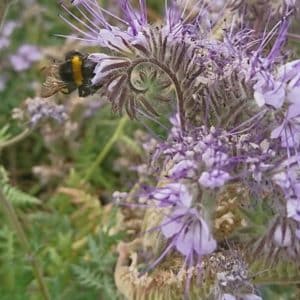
top-left (63, 0), bottom-right (300, 299)
top-left (16, 97), bottom-right (68, 127)
top-left (0, 18), bottom-right (42, 92)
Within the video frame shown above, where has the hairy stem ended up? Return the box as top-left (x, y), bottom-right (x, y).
top-left (0, 128), bottom-right (33, 150)
top-left (0, 188), bottom-right (51, 300)
top-left (128, 58), bottom-right (186, 132)
top-left (83, 116), bottom-right (128, 182)
top-left (0, 0), bottom-right (17, 32)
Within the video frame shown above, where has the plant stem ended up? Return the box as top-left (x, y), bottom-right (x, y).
top-left (0, 0), bottom-right (17, 32)
top-left (83, 116), bottom-right (128, 182)
top-left (0, 188), bottom-right (51, 300)
top-left (120, 135), bottom-right (143, 155)
top-left (0, 128), bottom-right (33, 150)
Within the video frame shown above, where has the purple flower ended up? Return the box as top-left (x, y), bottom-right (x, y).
top-left (167, 159), bottom-right (197, 179)
top-left (60, 0), bottom-right (300, 297)
top-left (199, 170), bottom-right (231, 188)
top-left (169, 113), bottom-right (182, 139)
top-left (61, 0), bottom-right (213, 124)
top-left (221, 294), bottom-right (236, 300)
top-left (0, 37), bottom-right (10, 50)
top-left (277, 60), bottom-right (300, 83)
top-left (18, 44), bottom-right (42, 61)
top-left (285, 0), bottom-right (296, 7)
top-left (147, 182), bottom-right (216, 272)
top-left (24, 97), bottom-right (68, 127)
top-left (273, 223), bottom-right (293, 247)
top-left (161, 207), bottom-right (217, 257)
top-left (287, 198), bottom-right (300, 222)
top-left (9, 55), bottom-right (31, 72)
top-left (149, 183), bottom-right (192, 208)
top-left (88, 54), bottom-right (130, 85)
top-left (1, 21), bottom-right (19, 37)
top-left (252, 59), bottom-right (300, 110)
top-left (272, 160), bottom-right (300, 223)
top-left (247, 14), bottom-right (295, 108)
top-left (271, 118), bottom-right (300, 148)
top-left (243, 295), bottom-right (262, 300)
top-left (253, 73), bottom-right (285, 109)
top-left (202, 147), bottom-right (228, 168)
top-left (268, 60), bottom-right (300, 148)
top-left (272, 171), bottom-right (293, 191)
top-left (10, 44), bottom-right (42, 72)
top-left (64, 0), bottom-right (148, 51)
top-left (0, 20), bottom-right (19, 50)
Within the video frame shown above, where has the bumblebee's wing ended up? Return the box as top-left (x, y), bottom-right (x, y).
top-left (40, 64), bottom-right (67, 98)
top-left (40, 77), bottom-right (69, 98)
top-left (40, 63), bottom-right (61, 77)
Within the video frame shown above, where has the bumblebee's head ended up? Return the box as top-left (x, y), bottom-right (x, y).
top-left (65, 50), bottom-right (85, 60)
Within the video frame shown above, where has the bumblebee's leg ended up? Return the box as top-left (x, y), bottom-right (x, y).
top-left (78, 84), bottom-right (94, 97)
top-left (61, 82), bottom-right (77, 94)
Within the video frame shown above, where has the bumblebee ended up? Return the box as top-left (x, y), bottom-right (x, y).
top-left (41, 50), bottom-right (97, 98)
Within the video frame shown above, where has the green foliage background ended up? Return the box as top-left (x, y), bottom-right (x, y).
top-left (0, 1), bottom-right (139, 299)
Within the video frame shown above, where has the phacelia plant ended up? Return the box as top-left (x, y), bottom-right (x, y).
top-left (54, 0), bottom-right (300, 299)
